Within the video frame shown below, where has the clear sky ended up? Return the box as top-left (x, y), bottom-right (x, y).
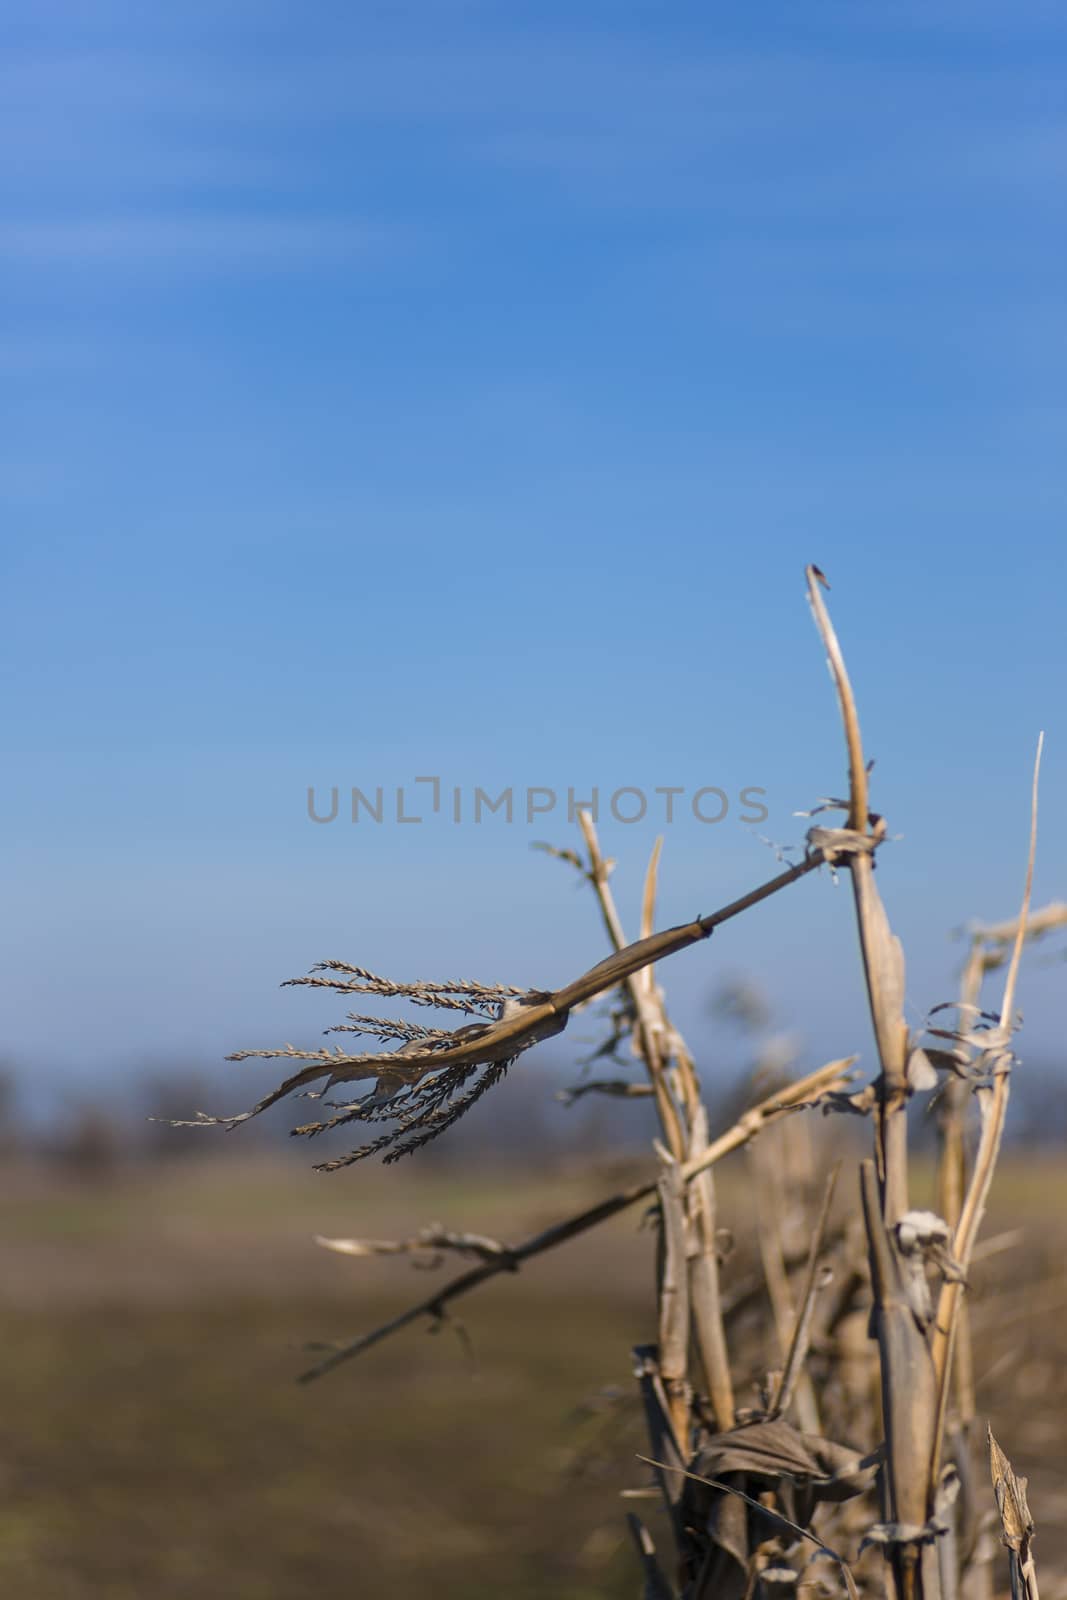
top-left (3, 0), bottom-right (1065, 1116)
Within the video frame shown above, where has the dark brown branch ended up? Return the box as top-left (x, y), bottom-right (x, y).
top-left (299, 1055), bottom-right (856, 1383)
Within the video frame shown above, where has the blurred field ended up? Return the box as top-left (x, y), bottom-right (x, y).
top-left (1, 1150), bottom-right (1066, 1599)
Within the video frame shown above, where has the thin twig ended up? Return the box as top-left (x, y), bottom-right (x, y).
top-left (299, 1055), bottom-right (856, 1382)
top-left (568, 818), bottom-right (734, 1434)
top-left (656, 1150), bottom-right (692, 1449)
top-left (771, 1162), bottom-right (840, 1418)
top-left (556, 1079), bottom-right (655, 1106)
top-left (314, 1226), bottom-right (517, 1267)
top-left (806, 563), bottom-right (910, 1224)
top-left (930, 734), bottom-right (1045, 1481)
top-left (687, 1102), bottom-right (736, 1431)
top-left (577, 812), bottom-right (686, 1157)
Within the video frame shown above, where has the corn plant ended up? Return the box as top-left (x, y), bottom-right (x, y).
top-left (179, 567), bottom-right (1062, 1600)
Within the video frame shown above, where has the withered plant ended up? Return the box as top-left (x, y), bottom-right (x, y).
top-left (180, 567), bottom-right (1063, 1600)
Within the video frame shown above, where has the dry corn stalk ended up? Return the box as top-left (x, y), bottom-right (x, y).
top-left (189, 565), bottom-right (1058, 1600)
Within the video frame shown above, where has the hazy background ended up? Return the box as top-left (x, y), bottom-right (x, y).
top-left (3, 0), bottom-right (1065, 1120)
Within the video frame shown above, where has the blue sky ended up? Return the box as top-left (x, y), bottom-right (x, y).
top-left (2, 0), bottom-right (1065, 1115)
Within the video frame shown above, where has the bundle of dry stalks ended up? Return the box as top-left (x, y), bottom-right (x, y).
top-left (185, 567), bottom-right (1063, 1600)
